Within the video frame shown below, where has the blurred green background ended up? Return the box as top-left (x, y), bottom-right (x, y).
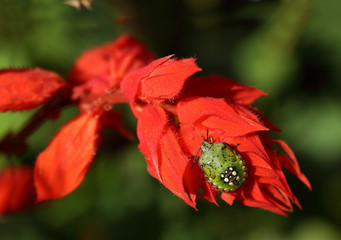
top-left (0, 0), bottom-right (341, 239)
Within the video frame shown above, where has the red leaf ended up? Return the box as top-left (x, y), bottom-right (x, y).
top-left (176, 97), bottom-right (268, 137)
top-left (121, 56), bottom-right (201, 102)
top-left (34, 113), bottom-right (100, 202)
top-left (0, 68), bottom-right (65, 111)
top-left (0, 166), bottom-right (36, 214)
top-left (181, 74), bottom-right (267, 105)
top-left (69, 35), bottom-right (154, 95)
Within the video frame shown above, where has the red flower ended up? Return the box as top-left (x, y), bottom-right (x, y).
top-left (0, 35), bottom-right (154, 213)
top-left (0, 166), bottom-right (35, 214)
top-left (0, 68), bottom-right (66, 111)
top-left (120, 57), bottom-right (311, 215)
top-left (69, 35), bottom-right (154, 99)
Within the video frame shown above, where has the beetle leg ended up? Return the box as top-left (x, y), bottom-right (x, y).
top-left (190, 147), bottom-right (202, 169)
top-left (227, 143), bottom-right (240, 148)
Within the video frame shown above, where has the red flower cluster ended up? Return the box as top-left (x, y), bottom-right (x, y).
top-left (0, 35), bottom-right (310, 216)
top-left (120, 57), bottom-right (311, 215)
top-left (0, 35), bottom-right (153, 214)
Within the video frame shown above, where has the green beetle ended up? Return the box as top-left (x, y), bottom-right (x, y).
top-left (192, 131), bottom-right (247, 192)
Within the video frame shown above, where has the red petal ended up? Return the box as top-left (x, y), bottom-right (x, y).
top-left (121, 56), bottom-right (173, 102)
top-left (0, 166), bottom-right (36, 214)
top-left (137, 105), bottom-right (168, 180)
top-left (238, 150), bottom-right (303, 215)
top-left (221, 192), bottom-right (236, 206)
top-left (121, 56), bottom-right (201, 102)
top-left (177, 97), bottom-right (268, 137)
top-left (258, 181), bottom-right (297, 211)
top-left (140, 57), bottom-right (201, 101)
top-left (137, 105), bottom-right (196, 207)
top-left (248, 107), bottom-right (281, 132)
top-left (69, 35), bottom-right (154, 95)
top-left (183, 159), bottom-right (203, 206)
top-left (253, 165), bottom-right (279, 178)
top-left (263, 184), bottom-right (297, 211)
top-left (181, 74), bottom-right (267, 105)
top-left (159, 126), bottom-right (197, 208)
top-left (0, 68), bottom-right (65, 111)
top-left (239, 180), bottom-right (287, 216)
top-left (264, 149), bottom-right (303, 208)
top-left (34, 113), bottom-right (100, 202)
top-left (178, 124), bottom-right (204, 154)
top-left (233, 136), bottom-right (271, 168)
top-left (265, 137), bottom-right (311, 189)
top-left (199, 180), bottom-right (219, 205)
top-left (239, 194), bottom-right (287, 216)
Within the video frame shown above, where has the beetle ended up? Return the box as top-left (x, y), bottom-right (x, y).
top-left (192, 130), bottom-right (247, 192)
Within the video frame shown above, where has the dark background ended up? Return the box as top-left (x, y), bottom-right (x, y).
top-left (0, 0), bottom-right (340, 239)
